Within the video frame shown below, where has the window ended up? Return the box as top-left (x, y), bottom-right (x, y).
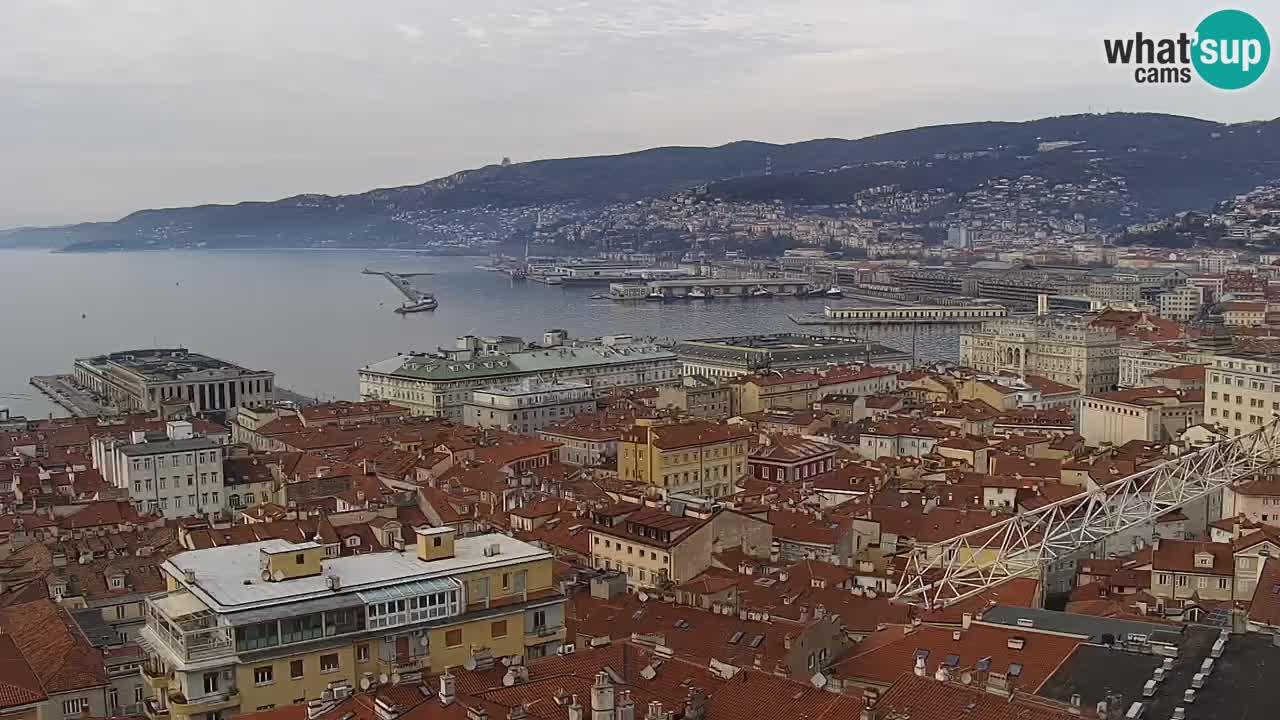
top-left (63, 699), bottom-right (88, 717)
top-left (203, 672), bottom-right (220, 693)
top-left (357, 644), bottom-right (370, 662)
top-left (134, 686), bottom-right (143, 703)
top-left (320, 654), bottom-right (339, 673)
top-left (1197, 577), bottom-right (1208, 589)
top-left (1158, 573), bottom-right (1171, 584)
top-left (1218, 578), bottom-right (1229, 590)
top-left (446, 629), bottom-right (463, 647)
top-left (532, 609), bottom-right (547, 631)
top-left (290, 660), bottom-right (304, 679)
top-left (491, 620), bottom-right (508, 638)
top-left (254, 666), bottom-right (274, 685)
top-left (109, 688), bottom-right (119, 709)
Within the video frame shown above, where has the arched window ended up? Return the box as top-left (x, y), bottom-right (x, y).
top-left (244, 492), bottom-right (255, 505)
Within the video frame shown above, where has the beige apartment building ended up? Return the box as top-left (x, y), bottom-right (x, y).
top-left (960, 319), bottom-right (1120, 394)
top-left (655, 376), bottom-right (733, 418)
top-left (1077, 387), bottom-right (1203, 447)
top-left (617, 418), bottom-right (752, 499)
top-left (1151, 539), bottom-right (1234, 604)
top-left (1158, 284), bottom-right (1205, 322)
top-left (1205, 352), bottom-right (1280, 438)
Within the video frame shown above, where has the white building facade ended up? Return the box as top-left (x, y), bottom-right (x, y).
top-left (463, 380), bottom-right (595, 434)
top-left (103, 421), bottom-right (228, 519)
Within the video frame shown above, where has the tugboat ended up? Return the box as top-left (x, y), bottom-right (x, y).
top-left (750, 285), bottom-right (773, 298)
top-left (645, 289), bottom-right (667, 302)
top-left (687, 287), bottom-right (709, 300)
top-left (825, 284), bottom-right (845, 298)
top-left (395, 295), bottom-right (438, 313)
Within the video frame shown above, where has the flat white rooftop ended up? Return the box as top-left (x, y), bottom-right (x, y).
top-left (162, 533), bottom-right (549, 613)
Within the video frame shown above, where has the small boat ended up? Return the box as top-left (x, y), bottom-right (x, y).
top-left (645, 290), bottom-right (667, 302)
top-left (590, 294), bottom-right (605, 300)
top-left (687, 287), bottom-right (709, 300)
top-left (750, 285), bottom-right (773, 298)
top-left (805, 286), bottom-right (827, 297)
top-left (395, 295), bottom-right (438, 313)
top-left (825, 285), bottom-right (845, 298)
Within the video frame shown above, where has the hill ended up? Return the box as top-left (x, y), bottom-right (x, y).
top-left (4, 112), bottom-right (1276, 251)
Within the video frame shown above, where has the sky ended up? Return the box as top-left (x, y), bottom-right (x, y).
top-left (1, 0), bottom-right (1277, 227)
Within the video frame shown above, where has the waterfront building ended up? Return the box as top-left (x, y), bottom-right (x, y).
top-left (73, 349), bottom-right (275, 414)
top-left (138, 528), bottom-right (565, 720)
top-left (617, 418), bottom-right (752, 498)
top-left (98, 421), bottom-right (228, 520)
top-left (462, 380), bottom-right (594, 434)
top-left (674, 334), bottom-right (911, 379)
top-left (960, 319), bottom-right (1120, 394)
top-left (359, 334), bottom-right (678, 421)
top-left (1205, 352), bottom-right (1280, 438)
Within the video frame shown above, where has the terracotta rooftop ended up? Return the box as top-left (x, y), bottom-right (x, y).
top-left (0, 599), bottom-right (107, 694)
top-left (872, 673), bottom-right (1078, 720)
top-left (0, 634), bottom-right (45, 711)
top-left (621, 421), bottom-right (753, 450)
top-left (1152, 539), bottom-right (1233, 577)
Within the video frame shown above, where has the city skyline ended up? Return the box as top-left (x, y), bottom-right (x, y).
top-left (2, 0), bottom-right (1277, 227)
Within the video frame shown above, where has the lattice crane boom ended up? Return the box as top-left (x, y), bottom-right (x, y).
top-left (892, 419), bottom-right (1280, 609)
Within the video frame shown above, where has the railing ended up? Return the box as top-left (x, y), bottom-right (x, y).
top-left (144, 600), bottom-right (236, 664)
top-left (525, 624), bottom-right (564, 639)
top-left (167, 689), bottom-right (239, 711)
top-left (379, 654), bottom-right (430, 674)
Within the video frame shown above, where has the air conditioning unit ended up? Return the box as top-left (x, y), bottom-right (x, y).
top-left (556, 644), bottom-right (575, 656)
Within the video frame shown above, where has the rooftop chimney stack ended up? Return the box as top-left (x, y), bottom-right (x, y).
top-left (439, 670), bottom-right (456, 706)
top-left (591, 671), bottom-right (616, 720)
top-left (568, 694), bottom-right (584, 720)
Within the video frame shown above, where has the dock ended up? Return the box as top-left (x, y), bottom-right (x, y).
top-left (363, 268), bottom-right (434, 304)
top-left (608, 278), bottom-right (814, 301)
top-left (789, 304), bottom-right (1008, 327)
top-left (30, 375), bottom-right (116, 417)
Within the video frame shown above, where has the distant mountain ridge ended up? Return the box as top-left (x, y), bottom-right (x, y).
top-left (4, 112), bottom-right (1277, 251)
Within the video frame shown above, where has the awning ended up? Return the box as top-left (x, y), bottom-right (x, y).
top-left (154, 592), bottom-right (209, 619)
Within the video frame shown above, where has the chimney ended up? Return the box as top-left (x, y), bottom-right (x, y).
top-left (591, 670), bottom-right (616, 720)
top-left (508, 707), bottom-right (528, 720)
top-left (961, 612), bottom-right (973, 629)
top-left (465, 708), bottom-right (488, 720)
top-left (417, 526), bottom-right (456, 562)
top-left (568, 694), bottom-right (585, 720)
top-left (616, 691), bottom-right (635, 720)
top-left (439, 670), bottom-right (456, 706)
top-left (914, 655), bottom-right (927, 677)
top-left (644, 702), bottom-right (665, 720)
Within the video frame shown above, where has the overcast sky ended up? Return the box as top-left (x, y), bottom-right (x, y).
top-left (1, 1), bottom-right (1276, 227)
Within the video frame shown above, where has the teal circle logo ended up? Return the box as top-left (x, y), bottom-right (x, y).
top-left (1192, 9), bottom-right (1270, 90)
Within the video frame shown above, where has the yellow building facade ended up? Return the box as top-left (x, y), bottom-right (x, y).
top-left (618, 419), bottom-right (752, 498)
top-left (140, 528), bottom-right (564, 720)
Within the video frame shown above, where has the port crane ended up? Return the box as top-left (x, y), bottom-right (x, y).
top-left (893, 417), bottom-right (1280, 609)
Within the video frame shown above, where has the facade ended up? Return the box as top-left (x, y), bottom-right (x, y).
top-left (1205, 352), bottom-right (1280, 438)
top-left (73, 349), bottom-right (275, 414)
top-left (537, 413), bottom-right (631, 467)
top-left (654, 377), bottom-right (733, 418)
top-left (674, 334), bottom-right (911, 379)
top-left (1086, 281), bottom-right (1142, 305)
top-left (587, 508), bottom-right (772, 589)
top-left (139, 529), bottom-right (565, 720)
top-left (1223, 478), bottom-right (1280, 524)
top-left (101, 421), bottom-right (228, 520)
top-left (729, 373), bottom-right (820, 415)
top-left (617, 419), bottom-right (752, 498)
top-left (1118, 344), bottom-right (1209, 389)
top-left (359, 335), bottom-right (678, 421)
top-left (1150, 539), bottom-right (1235, 605)
top-left (748, 436), bottom-right (837, 483)
top-left (1220, 301), bottom-right (1268, 327)
top-left (462, 380), bottom-right (594, 434)
top-left (960, 319), bottom-right (1120, 394)
top-left (1158, 284), bottom-right (1205, 322)
top-left (1077, 387), bottom-right (1203, 447)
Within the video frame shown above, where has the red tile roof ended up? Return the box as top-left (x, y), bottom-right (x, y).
top-left (1249, 557), bottom-right (1280, 628)
top-left (1152, 539), bottom-right (1233, 576)
top-left (0, 634), bottom-right (46, 710)
top-left (832, 622), bottom-right (1083, 690)
top-left (0, 599), bottom-right (107, 694)
top-left (872, 673), bottom-right (1077, 720)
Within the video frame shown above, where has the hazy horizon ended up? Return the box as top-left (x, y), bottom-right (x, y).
top-left (3, 0), bottom-right (1277, 227)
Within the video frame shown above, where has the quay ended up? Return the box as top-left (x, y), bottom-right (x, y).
top-left (609, 278), bottom-right (813, 301)
top-left (789, 303), bottom-right (1008, 326)
top-left (30, 374), bottom-right (115, 417)
top-left (362, 268), bottom-right (436, 310)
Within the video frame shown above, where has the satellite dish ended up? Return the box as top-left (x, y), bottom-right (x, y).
top-left (420, 635), bottom-right (430, 647)
top-left (464, 657), bottom-right (477, 671)
top-left (272, 569), bottom-right (285, 582)
top-left (261, 569), bottom-right (272, 582)
top-left (811, 673), bottom-right (827, 689)
top-left (390, 673), bottom-right (401, 685)
top-left (359, 677), bottom-right (372, 691)
top-left (960, 672), bottom-right (974, 685)
top-left (637, 591), bottom-right (649, 602)
top-left (503, 672), bottom-right (515, 687)
top-left (378, 673), bottom-right (389, 684)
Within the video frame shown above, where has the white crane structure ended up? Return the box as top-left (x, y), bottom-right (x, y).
top-left (893, 419), bottom-right (1280, 609)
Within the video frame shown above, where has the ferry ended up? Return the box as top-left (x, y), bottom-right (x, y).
top-left (645, 289), bottom-right (667, 302)
top-left (825, 285), bottom-right (845, 298)
top-left (395, 296), bottom-right (438, 313)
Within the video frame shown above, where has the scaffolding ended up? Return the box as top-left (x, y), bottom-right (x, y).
top-left (893, 419), bottom-right (1280, 609)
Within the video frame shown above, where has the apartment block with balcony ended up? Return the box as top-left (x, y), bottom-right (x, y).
top-left (617, 418), bottom-right (752, 499)
top-left (138, 527), bottom-right (565, 720)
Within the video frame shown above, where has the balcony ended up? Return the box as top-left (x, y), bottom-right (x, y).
top-left (378, 653), bottom-right (431, 675)
top-left (143, 699), bottom-right (170, 720)
top-left (142, 660), bottom-right (171, 691)
top-left (166, 689), bottom-right (240, 716)
top-left (143, 595), bottom-right (236, 665)
top-left (524, 625), bottom-right (565, 644)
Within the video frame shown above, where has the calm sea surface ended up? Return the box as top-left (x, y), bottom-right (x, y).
top-left (0, 250), bottom-right (961, 418)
